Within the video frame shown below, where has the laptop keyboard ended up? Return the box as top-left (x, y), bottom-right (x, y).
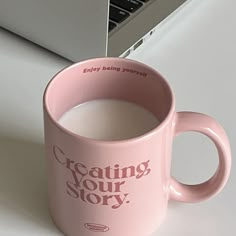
top-left (109, 0), bottom-right (151, 32)
top-left (111, 0), bottom-right (143, 13)
top-left (110, 6), bottom-right (130, 24)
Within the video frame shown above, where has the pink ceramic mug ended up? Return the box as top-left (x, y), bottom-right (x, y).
top-left (43, 58), bottom-right (231, 236)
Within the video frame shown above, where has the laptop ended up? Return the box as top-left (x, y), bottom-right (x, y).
top-left (0, 0), bottom-right (188, 61)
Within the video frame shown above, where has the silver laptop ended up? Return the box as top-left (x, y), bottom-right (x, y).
top-left (0, 0), bottom-right (188, 61)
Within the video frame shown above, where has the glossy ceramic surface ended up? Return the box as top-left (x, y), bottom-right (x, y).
top-left (43, 58), bottom-right (231, 236)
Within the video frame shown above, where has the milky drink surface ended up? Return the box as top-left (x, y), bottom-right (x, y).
top-left (59, 99), bottom-right (160, 141)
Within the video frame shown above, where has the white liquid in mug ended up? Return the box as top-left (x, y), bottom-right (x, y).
top-left (58, 99), bottom-right (160, 141)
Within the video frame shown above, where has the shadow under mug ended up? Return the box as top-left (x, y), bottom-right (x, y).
top-left (43, 57), bottom-right (231, 236)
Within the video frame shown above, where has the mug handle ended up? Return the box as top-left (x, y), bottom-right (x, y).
top-left (169, 112), bottom-right (232, 202)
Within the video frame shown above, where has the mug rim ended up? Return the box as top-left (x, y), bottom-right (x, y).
top-left (43, 57), bottom-right (175, 145)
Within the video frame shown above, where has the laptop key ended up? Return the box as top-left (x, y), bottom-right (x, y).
top-left (111, 0), bottom-right (143, 13)
top-left (109, 21), bottom-right (117, 32)
top-left (110, 6), bottom-right (130, 23)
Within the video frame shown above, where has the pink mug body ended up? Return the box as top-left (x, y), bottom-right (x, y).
top-left (43, 58), bottom-right (231, 236)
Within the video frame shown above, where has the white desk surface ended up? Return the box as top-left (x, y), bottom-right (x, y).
top-left (0, 0), bottom-right (235, 235)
